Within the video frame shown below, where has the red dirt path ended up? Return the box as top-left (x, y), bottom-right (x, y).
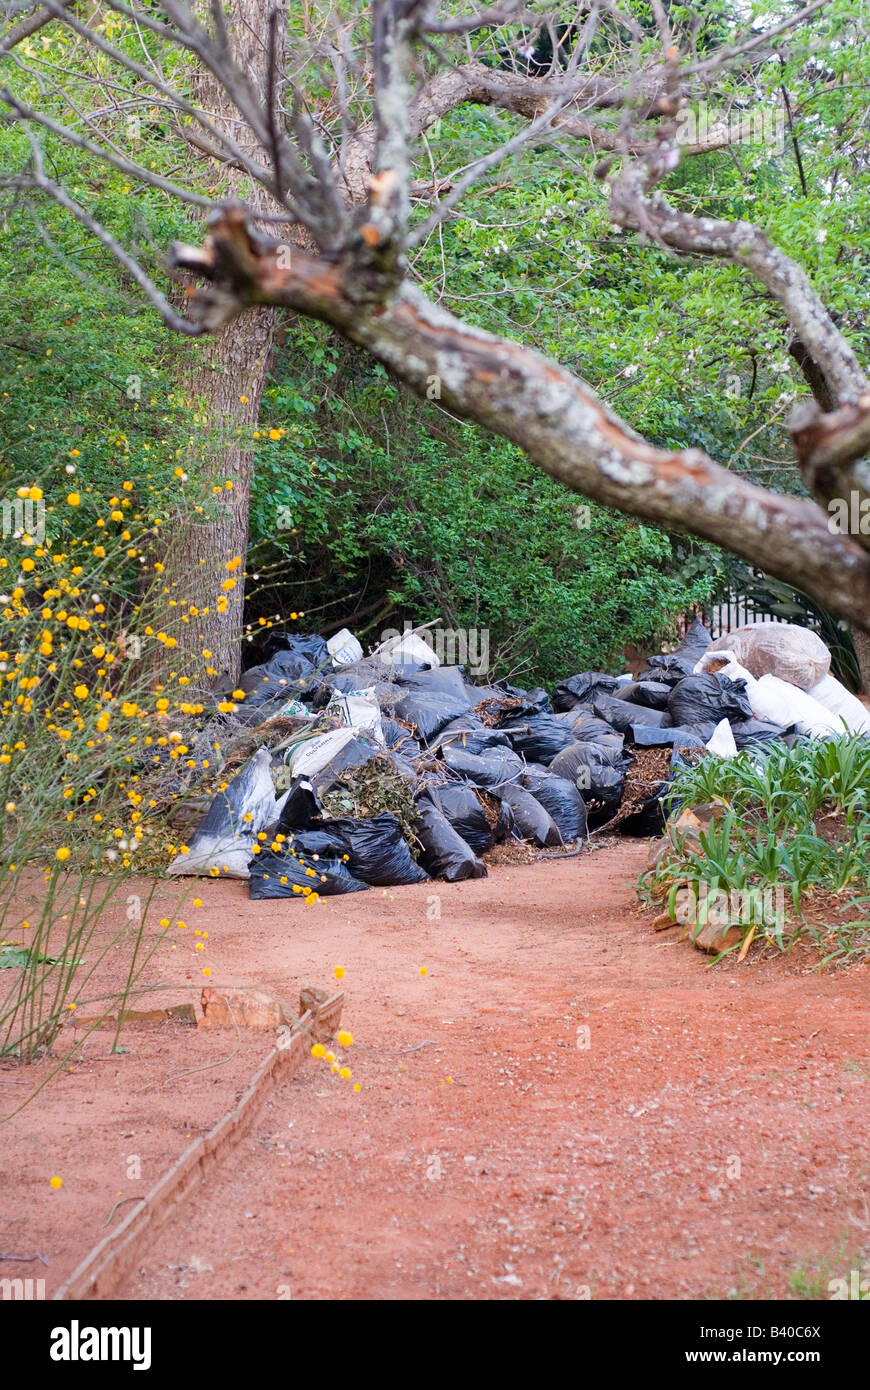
top-left (2, 841), bottom-right (868, 1301)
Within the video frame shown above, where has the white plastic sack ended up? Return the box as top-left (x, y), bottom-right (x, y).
top-left (167, 747), bottom-right (279, 879)
top-left (705, 718), bottom-right (738, 758)
top-left (327, 628), bottom-right (363, 666)
top-left (696, 655), bottom-right (841, 738)
top-left (373, 631), bottom-right (441, 669)
top-left (325, 685), bottom-right (384, 742)
top-left (288, 727), bottom-right (358, 778)
top-left (805, 673), bottom-right (870, 736)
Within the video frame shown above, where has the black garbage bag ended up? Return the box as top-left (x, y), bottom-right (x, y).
top-left (520, 766), bottom-right (587, 842)
top-left (630, 724), bottom-right (706, 748)
top-left (397, 665), bottom-right (472, 699)
top-left (666, 673), bottom-right (753, 729)
top-left (614, 679), bottom-right (671, 710)
top-left (593, 695), bottom-right (670, 732)
top-left (730, 718), bottom-right (791, 749)
top-left (283, 826), bottom-right (348, 858)
top-left (239, 648), bottom-right (318, 706)
top-left (646, 618), bottom-right (712, 677)
top-left (381, 716), bottom-right (423, 760)
top-left (316, 813), bottom-right (429, 887)
top-left (261, 632), bottom-right (330, 667)
top-left (249, 847), bottom-right (368, 898)
top-left (500, 713), bottom-right (578, 765)
top-left (429, 717), bottom-right (511, 757)
top-left (429, 783), bottom-right (493, 856)
top-left (549, 741), bottom-right (629, 808)
top-left (493, 680), bottom-right (552, 714)
top-left (276, 778), bottom-right (321, 833)
top-left (552, 672), bottom-right (618, 712)
top-left (394, 666), bottom-right (472, 741)
top-left (561, 711), bottom-right (625, 750)
top-left (441, 742), bottom-right (525, 788)
top-left (496, 783), bottom-right (562, 847)
top-left (413, 795), bottom-right (488, 881)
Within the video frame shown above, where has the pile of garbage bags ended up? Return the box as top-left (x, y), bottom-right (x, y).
top-left (166, 619), bottom-right (870, 896)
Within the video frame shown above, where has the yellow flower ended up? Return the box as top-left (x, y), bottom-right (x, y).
top-left (333, 966), bottom-right (345, 981)
top-left (353, 1082), bottom-right (361, 1092)
top-left (339, 1067), bottom-right (351, 1080)
top-left (50, 1176), bottom-right (63, 1189)
top-left (74, 684), bottom-right (88, 700)
top-left (419, 966), bottom-right (428, 977)
top-left (311, 1043), bottom-right (325, 1059)
top-left (337, 1030), bottom-right (353, 1047)
top-left (21, 557), bottom-right (35, 572)
top-left (56, 847), bottom-right (71, 861)
top-left (66, 493), bottom-right (80, 507)
top-left (324, 1051), bottom-right (335, 1063)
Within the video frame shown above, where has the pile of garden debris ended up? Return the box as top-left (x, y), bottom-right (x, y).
top-left (165, 619), bottom-right (870, 896)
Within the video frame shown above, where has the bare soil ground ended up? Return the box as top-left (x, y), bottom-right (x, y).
top-left (2, 840), bottom-right (868, 1301)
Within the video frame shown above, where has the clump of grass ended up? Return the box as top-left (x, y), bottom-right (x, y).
top-left (639, 736), bottom-right (870, 963)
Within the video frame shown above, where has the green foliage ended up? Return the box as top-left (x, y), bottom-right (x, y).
top-left (640, 736), bottom-right (870, 962)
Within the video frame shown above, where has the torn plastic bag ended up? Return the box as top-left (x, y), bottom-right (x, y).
top-left (413, 794), bottom-right (488, 881)
top-left (167, 748), bottom-right (283, 879)
top-left (612, 679), bottom-right (671, 710)
top-left (646, 618), bottom-right (712, 677)
top-left (552, 672), bottom-right (618, 712)
top-left (500, 713), bottom-right (578, 765)
top-left (666, 673), bottom-right (753, 729)
top-left (441, 742), bottom-right (525, 788)
top-left (549, 741), bottom-right (629, 808)
top-left (729, 718), bottom-right (790, 749)
top-left (248, 847), bottom-right (368, 898)
top-left (593, 695), bottom-right (670, 732)
top-left (492, 681), bottom-right (553, 715)
top-left (318, 813), bottom-right (429, 886)
top-left (520, 766), bottom-right (587, 842)
top-left (495, 783), bottom-right (562, 848)
top-left (629, 724), bottom-right (706, 748)
top-left (429, 783), bottom-right (494, 856)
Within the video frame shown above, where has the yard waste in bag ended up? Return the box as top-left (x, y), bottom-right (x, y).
top-left (592, 695), bottom-right (670, 733)
top-left (441, 742), bottom-right (525, 788)
top-left (552, 672), bottom-right (618, 712)
top-left (665, 673), bottom-right (753, 731)
top-left (316, 813), bottom-right (429, 887)
top-left (248, 847), bottom-right (369, 898)
top-left (646, 617), bottom-right (711, 676)
top-left (694, 655), bottom-right (842, 738)
top-left (704, 621), bottom-right (830, 690)
top-left (805, 673), bottom-right (870, 735)
top-left (414, 794), bottom-right (488, 881)
top-left (499, 713), bottom-right (578, 764)
top-left (167, 748), bottom-right (285, 879)
top-left (520, 765), bottom-right (588, 842)
top-left (549, 742), bottom-right (629, 809)
top-left (394, 667), bottom-right (472, 742)
top-left (495, 783), bottom-right (563, 847)
top-left (428, 783), bottom-right (494, 856)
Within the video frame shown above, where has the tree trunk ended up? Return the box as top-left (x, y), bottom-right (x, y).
top-left (156, 0), bottom-right (283, 685)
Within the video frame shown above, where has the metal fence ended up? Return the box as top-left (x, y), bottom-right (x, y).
top-left (684, 596), bottom-right (785, 641)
